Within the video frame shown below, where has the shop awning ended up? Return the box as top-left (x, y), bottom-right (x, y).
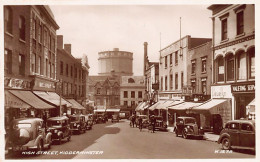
top-left (149, 101), bottom-right (165, 111)
top-left (135, 102), bottom-right (144, 111)
top-left (94, 109), bottom-right (106, 113)
top-left (246, 98), bottom-right (255, 113)
top-left (5, 91), bottom-right (31, 109)
top-left (155, 100), bottom-right (176, 110)
top-left (8, 90), bottom-right (55, 109)
top-left (67, 99), bottom-right (85, 110)
top-left (106, 109), bottom-right (120, 112)
top-left (190, 99), bottom-right (229, 114)
top-left (168, 102), bottom-right (201, 111)
top-left (136, 102), bottom-right (149, 111)
top-left (33, 91), bottom-right (72, 107)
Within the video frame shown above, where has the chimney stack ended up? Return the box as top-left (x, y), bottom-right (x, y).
top-left (57, 35), bottom-right (63, 49)
top-left (64, 44), bottom-right (71, 54)
top-left (144, 42), bottom-right (148, 76)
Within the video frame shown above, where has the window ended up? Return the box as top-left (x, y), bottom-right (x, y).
top-left (226, 54), bottom-right (234, 81)
top-left (19, 16), bottom-right (25, 41)
top-left (60, 61), bottom-right (63, 75)
top-left (181, 72), bottom-right (183, 89)
top-left (32, 18), bottom-right (36, 39)
top-left (131, 91), bottom-right (135, 98)
top-left (97, 88), bottom-right (101, 95)
top-left (237, 11), bottom-right (244, 35)
top-left (191, 60), bottom-right (196, 74)
top-left (45, 59), bottom-right (48, 77)
top-left (165, 76), bottom-right (167, 90)
top-left (237, 52), bottom-right (246, 80)
top-left (31, 53), bottom-right (36, 73)
top-left (138, 91), bottom-right (142, 98)
top-left (201, 57), bottom-right (207, 72)
top-left (175, 73), bottom-right (178, 90)
top-left (124, 91), bottom-right (128, 98)
top-left (249, 48), bottom-right (255, 79)
top-left (217, 56), bottom-right (224, 82)
top-left (52, 64), bottom-right (54, 78)
top-left (75, 68), bottom-right (77, 78)
top-left (124, 101), bottom-right (128, 106)
top-left (161, 77), bottom-right (163, 91)
top-left (241, 123), bottom-right (253, 132)
top-left (38, 23), bottom-right (42, 43)
top-left (71, 66), bottom-right (73, 77)
top-left (4, 49), bottom-right (12, 74)
top-left (175, 51), bottom-right (178, 65)
top-left (165, 56), bottom-right (167, 68)
top-left (44, 29), bottom-right (47, 46)
top-left (131, 101), bottom-right (135, 106)
top-left (66, 64), bottom-right (68, 76)
top-left (191, 79), bottom-right (196, 93)
top-left (170, 74), bottom-right (173, 90)
top-left (38, 56), bottom-right (41, 74)
top-left (201, 78), bottom-right (207, 95)
top-left (221, 19), bottom-right (228, 40)
top-left (170, 53), bottom-right (173, 65)
top-left (4, 7), bottom-right (13, 34)
top-left (229, 123), bottom-right (239, 130)
top-left (19, 54), bottom-right (25, 76)
top-left (49, 62), bottom-right (51, 78)
top-left (48, 34), bottom-right (51, 49)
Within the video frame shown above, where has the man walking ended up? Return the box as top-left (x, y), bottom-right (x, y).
top-left (138, 117), bottom-right (143, 131)
top-left (151, 115), bottom-right (156, 133)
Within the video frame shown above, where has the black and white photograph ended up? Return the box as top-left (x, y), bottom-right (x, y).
top-left (1, 0), bottom-right (258, 161)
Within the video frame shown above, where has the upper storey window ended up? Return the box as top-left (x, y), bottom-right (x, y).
top-left (236, 11), bottom-right (244, 35)
top-left (19, 16), bottom-right (26, 41)
top-left (4, 7), bottom-right (13, 34)
top-left (221, 19), bottom-right (228, 41)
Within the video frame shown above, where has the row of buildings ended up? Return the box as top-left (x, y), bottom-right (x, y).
top-left (141, 4), bottom-right (255, 132)
top-left (4, 5), bottom-right (90, 130)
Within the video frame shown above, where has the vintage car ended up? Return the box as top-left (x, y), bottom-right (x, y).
top-left (148, 116), bottom-right (167, 131)
top-left (7, 118), bottom-right (52, 153)
top-left (69, 115), bottom-right (86, 134)
top-left (135, 115), bottom-right (148, 127)
top-left (84, 114), bottom-right (93, 130)
top-left (95, 114), bottom-right (107, 124)
top-left (174, 117), bottom-right (204, 139)
top-left (47, 116), bottom-right (71, 144)
top-left (218, 120), bottom-right (255, 150)
top-left (111, 114), bottom-right (120, 123)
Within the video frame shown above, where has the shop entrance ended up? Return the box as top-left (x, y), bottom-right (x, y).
top-left (235, 94), bottom-right (254, 119)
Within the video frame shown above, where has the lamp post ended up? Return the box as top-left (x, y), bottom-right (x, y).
top-left (59, 79), bottom-right (62, 116)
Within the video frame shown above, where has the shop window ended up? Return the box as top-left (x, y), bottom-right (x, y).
top-left (165, 76), bottom-right (168, 90)
top-left (249, 48), bottom-right (255, 79)
top-left (191, 60), bottom-right (196, 74)
top-left (131, 91), bottom-right (135, 98)
top-left (165, 56), bottom-right (167, 68)
top-left (236, 11), bottom-right (244, 35)
top-left (19, 54), bottom-right (25, 76)
top-left (170, 53), bottom-right (173, 65)
top-left (138, 91), bottom-right (142, 98)
top-left (124, 91), bottom-right (128, 98)
top-left (221, 18), bottom-right (228, 40)
top-left (226, 54), bottom-right (234, 81)
top-left (170, 74), bottom-right (173, 90)
top-left (4, 7), bottom-right (13, 34)
top-left (175, 51), bottom-right (178, 65)
top-left (237, 52), bottom-right (246, 80)
top-left (5, 49), bottom-right (12, 74)
top-left (19, 16), bottom-right (26, 41)
top-left (60, 61), bottom-right (63, 75)
top-left (175, 73), bottom-right (178, 90)
top-left (217, 56), bottom-right (224, 82)
top-left (201, 57), bottom-right (207, 72)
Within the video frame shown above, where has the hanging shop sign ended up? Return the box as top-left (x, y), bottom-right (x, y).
top-left (231, 83), bottom-right (255, 93)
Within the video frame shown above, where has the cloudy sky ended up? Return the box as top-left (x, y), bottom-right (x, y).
top-left (50, 5), bottom-right (212, 75)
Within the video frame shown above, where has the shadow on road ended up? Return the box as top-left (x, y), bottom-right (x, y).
top-left (6, 122), bottom-right (120, 159)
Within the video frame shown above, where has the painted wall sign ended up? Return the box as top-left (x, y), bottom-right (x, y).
top-left (211, 85), bottom-right (232, 98)
top-left (4, 77), bottom-right (31, 89)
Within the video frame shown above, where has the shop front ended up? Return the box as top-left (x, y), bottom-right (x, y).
top-left (231, 81), bottom-right (255, 120)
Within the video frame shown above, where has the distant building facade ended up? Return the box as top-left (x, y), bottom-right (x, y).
top-left (208, 4), bottom-right (255, 120)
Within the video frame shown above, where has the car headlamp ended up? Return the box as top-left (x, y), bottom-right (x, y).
top-left (54, 129), bottom-right (58, 133)
top-left (187, 126), bottom-right (190, 129)
top-left (74, 123), bottom-right (76, 126)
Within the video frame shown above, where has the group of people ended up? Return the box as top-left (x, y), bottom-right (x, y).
top-left (130, 114), bottom-right (156, 133)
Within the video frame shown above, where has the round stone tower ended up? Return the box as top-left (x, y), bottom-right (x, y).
top-left (98, 48), bottom-right (133, 76)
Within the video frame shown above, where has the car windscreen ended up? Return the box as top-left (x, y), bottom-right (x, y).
top-left (185, 119), bottom-right (196, 124)
top-left (47, 120), bottom-right (62, 127)
top-left (70, 117), bottom-right (79, 122)
top-left (155, 117), bottom-right (163, 120)
top-left (13, 123), bottom-right (32, 129)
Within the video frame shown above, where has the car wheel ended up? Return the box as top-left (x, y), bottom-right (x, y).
top-left (37, 141), bottom-right (43, 151)
top-left (222, 137), bottom-right (231, 150)
top-left (182, 129), bottom-right (188, 139)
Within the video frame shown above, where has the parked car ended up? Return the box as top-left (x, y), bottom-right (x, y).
top-left (111, 114), bottom-right (120, 123)
top-left (135, 115), bottom-right (148, 127)
top-left (7, 118), bottom-right (52, 153)
top-left (69, 115), bottom-right (86, 134)
top-left (95, 114), bottom-right (107, 124)
top-left (47, 116), bottom-right (71, 144)
top-left (84, 114), bottom-right (93, 130)
top-left (218, 120), bottom-right (255, 150)
top-left (174, 117), bottom-right (204, 139)
top-left (148, 116), bottom-right (167, 131)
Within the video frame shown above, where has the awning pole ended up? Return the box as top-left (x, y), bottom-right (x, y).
top-left (166, 108), bottom-right (169, 126)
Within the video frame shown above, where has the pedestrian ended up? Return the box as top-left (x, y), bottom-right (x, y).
top-left (151, 115), bottom-right (156, 133)
top-left (131, 115), bottom-right (136, 127)
top-left (138, 117), bottom-right (143, 131)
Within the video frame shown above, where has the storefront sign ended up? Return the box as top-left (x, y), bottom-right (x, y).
top-left (39, 82), bottom-right (55, 89)
top-left (231, 83), bottom-right (255, 93)
top-left (4, 77), bottom-right (31, 89)
top-left (211, 85), bottom-right (232, 98)
top-left (5, 91), bottom-right (30, 108)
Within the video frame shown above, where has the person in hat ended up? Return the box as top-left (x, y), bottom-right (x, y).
top-left (151, 115), bottom-right (156, 133)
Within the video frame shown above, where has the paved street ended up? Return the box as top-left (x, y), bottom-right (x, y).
top-left (6, 119), bottom-right (255, 159)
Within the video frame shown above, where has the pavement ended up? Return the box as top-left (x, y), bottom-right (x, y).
top-left (167, 126), bottom-right (219, 142)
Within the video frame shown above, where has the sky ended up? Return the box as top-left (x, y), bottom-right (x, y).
top-left (50, 5), bottom-right (212, 76)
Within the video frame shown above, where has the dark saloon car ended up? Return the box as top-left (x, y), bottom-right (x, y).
top-left (7, 118), bottom-right (52, 153)
top-left (69, 115), bottom-right (86, 134)
top-left (84, 114), bottom-right (93, 130)
top-left (174, 117), bottom-right (204, 139)
top-left (148, 116), bottom-right (167, 131)
top-left (95, 114), bottom-right (107, 124)
top-left (218, 120), bottom-right (255, 150)
top-left (111, 114), bottom-right (120, 123)
top-left (47, 116), bottom-right (71, 144)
